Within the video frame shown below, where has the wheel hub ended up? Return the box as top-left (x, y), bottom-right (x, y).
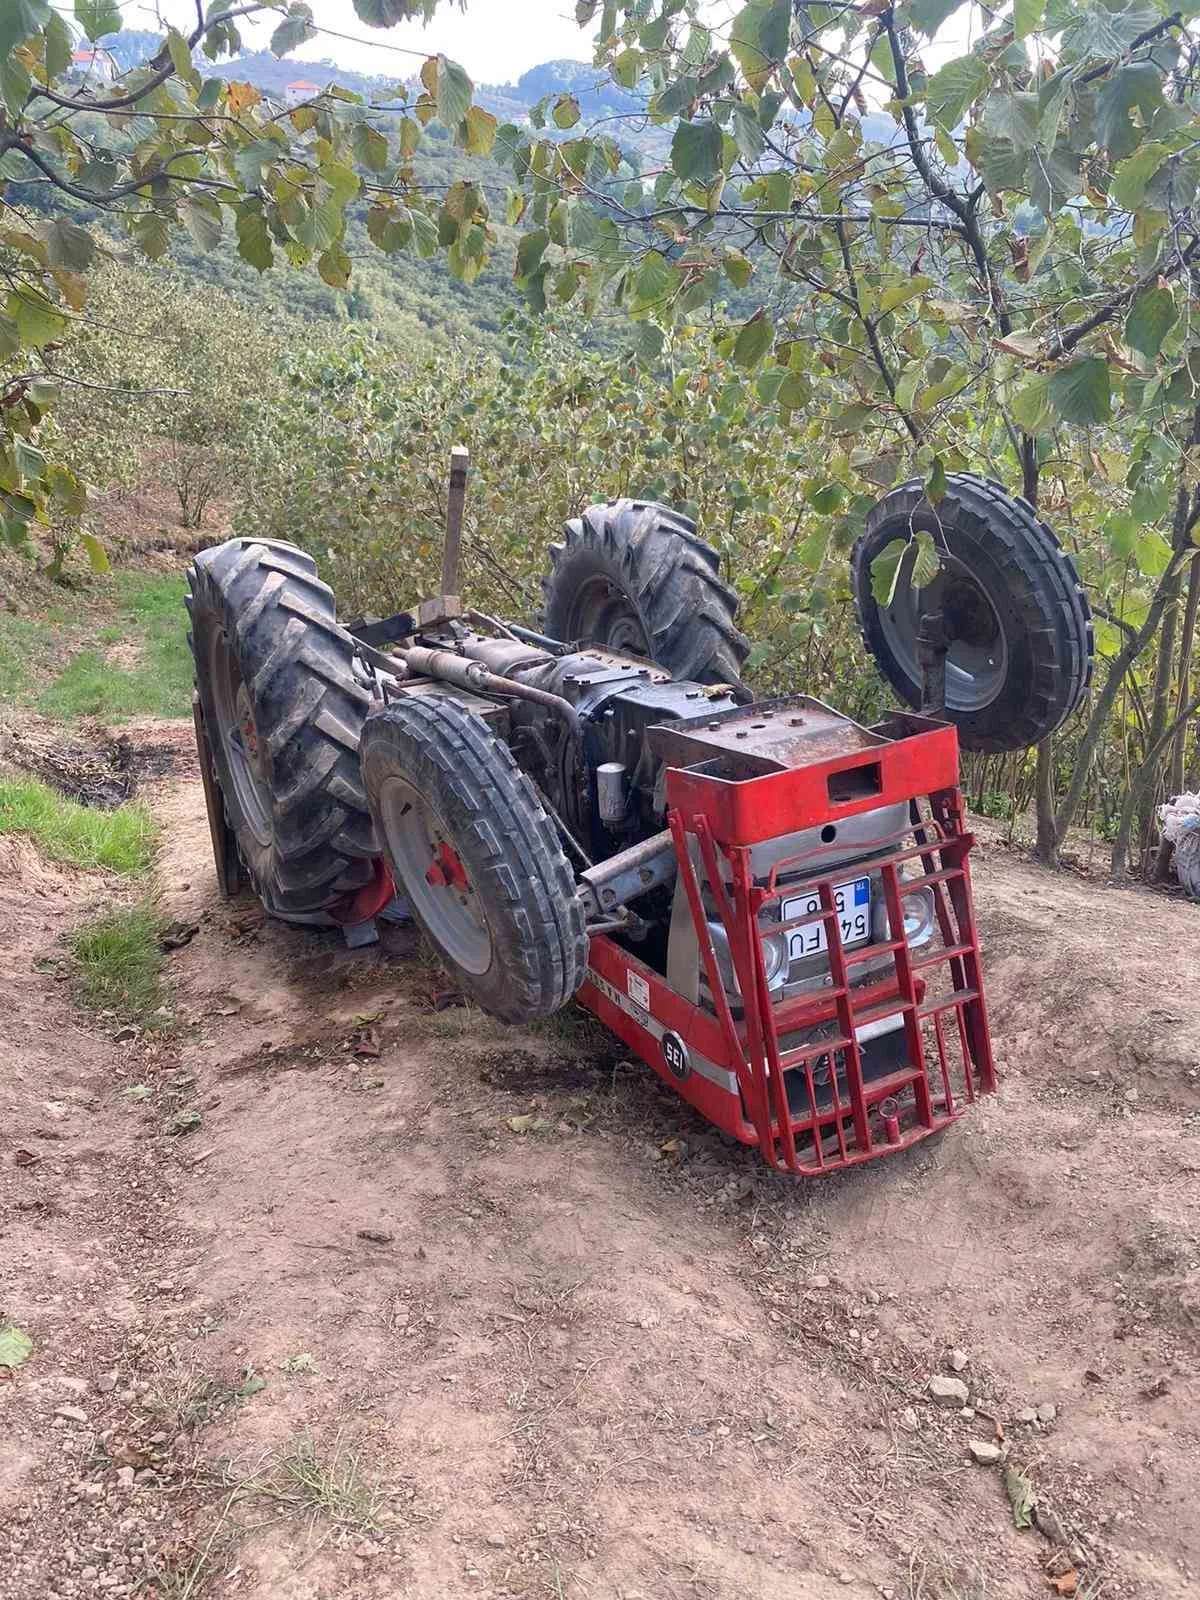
top-left (426, 840), bottom-right (469, 892)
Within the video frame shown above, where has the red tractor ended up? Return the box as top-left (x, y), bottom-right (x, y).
top-left (187, 466), bottom-right (1091, 1176)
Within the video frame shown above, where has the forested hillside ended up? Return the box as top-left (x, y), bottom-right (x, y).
top-left (3, 6), bottom-right (1200, 881)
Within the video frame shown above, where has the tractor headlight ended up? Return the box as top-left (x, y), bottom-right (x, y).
top-left (872, 886), bottom-right (936, 948)
top-left (707, 922), bottom-right (789, 996)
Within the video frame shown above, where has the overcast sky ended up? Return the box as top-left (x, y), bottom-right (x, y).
top-left (120, 1), bottom-right (601, 86)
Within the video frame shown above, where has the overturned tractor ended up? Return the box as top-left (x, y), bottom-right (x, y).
top-left (187, 464), bottom-right (1091, 1176)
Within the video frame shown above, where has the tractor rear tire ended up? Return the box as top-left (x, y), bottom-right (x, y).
top-left (360, 696), bottom-right (588, 1022)
top-left (187, 538), bottom-right (377, 918)
top-left (851, 473), bottom-right (1093, 753)
top-left (540, 500), bottom-right (751, 695)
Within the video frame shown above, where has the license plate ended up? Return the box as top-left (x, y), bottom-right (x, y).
top-left (782, 876), bottom-right (871, 960)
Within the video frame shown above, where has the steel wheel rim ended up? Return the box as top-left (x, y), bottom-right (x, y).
top-left (879, 545), bottom-right (1009, 711)
top-left (567, 577), bottom-right (649, 655)
top-left (208, 628), bottom-right (273, 846)
top-left (376, 774), bottom-right (493, 975)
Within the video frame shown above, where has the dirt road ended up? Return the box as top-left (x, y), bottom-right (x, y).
top-left (2, 716), bottom-right (1198, 1600)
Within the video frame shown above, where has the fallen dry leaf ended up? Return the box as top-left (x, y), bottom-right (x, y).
top-left (1049, 1572), bottom-right (1078, 1596)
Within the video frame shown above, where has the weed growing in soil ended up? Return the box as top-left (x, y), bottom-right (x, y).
top-left (70, 901), bottom-right (167, 1022)
top-left (37, 573), bottom-right (192, 721)
top-left (0, 777), bottom-right (157, 873)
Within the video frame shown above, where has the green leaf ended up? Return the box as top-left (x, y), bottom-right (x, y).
top-left (671, 119), bottom-right (723, 185)
top-left (1011, 375), bottom-right (1053, 433)
top-left (806, 482), bottom-right (844, 515)
top-left (925, 54), bottom-right (989, 130)
top-left (463, 105), bottom-right (497, 156)
top-left (236, 208), bottom-right (273, 271)
top-left (1, 54), bottom-right (31, 120)
top-left (353, 123), bottom-right (390, 171)
top-left (878, 275), bottom-right (933, 314)
top-left (516, 228), bottom-right (549, 280)
top-left (318, 243), bottom-right (352, 288)
top-left (353, 0), bottom-right (433, 21)
top-left (925, 458), bottom-right (948, 506)
top-left (270, 3), bottom-right (316, 57)
top-left (42, 220), bottom-right (95, 273)
top-left (1110, 142), bottom-right (1168, 211)
top-left (1047, 356), bottom-right (1111, 426)
top-left (434, 57), bottom-right (473, 131)
top-left (1135, 528), bottom-right (1173, 576)
top-left (632, 320), bottom-right (664, 362)
top-left (0, 1325), bottom-right (33, 1369)
top-left (723, 249), bottom-right (753, 289)
top-left (730, 0), bottom-right (790, 90)
top-left (180, 197), bottom-right (222, 253)
top-left (1013, 0), bottom-right (1045, 38)
top-left (80, 531), bottom-right (110, 574)
top-left (8, 285), bottom-right (68, 347)
top-left (909, 0), bottom-right (965, 34)
top-left (553, 94), bottom-right (580, 129)
top-left (1125, 280), bottom-right (1178, 359)
top-left (43, 11), bottom-right (73, 78)
top-left (0, 0), bottom-right (50, 59)
top-left (911, 528), bottom-right (940, 586)
top-left (74, 0), bottom-right (121, 43)
top-left (237, 1369), bottom-right (267, 1397)
top-left (870, 538), bottom-right (908, 606)
top-left (732, 308), bottom-right (773, 369)
top-left (133, 212), bottom-right (171, 261)
top-left (1095, 63), bottom-right (1163, 161)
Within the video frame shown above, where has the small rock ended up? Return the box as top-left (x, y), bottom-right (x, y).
top-left (1037, 1402), bottom-right (1058, 1423)
top-left (95, 1372), bottom-right (118, 1395)
top-left (54, 1406), bottom-right (88, 1425)
top-left (154, 1281), bottom-right (175, 1295)
top-left (1016, 1406), bottom-right (1038, 1424)
top-left (838, 1574), bottom-right (854, 1586)
top-left (80, 1483), bottom-right (103, 1501)
top-left (898, 1407), bottom-right (919, 1433)
top-left (80, 1569), bottom-right (98, 1583)
top-left (968, 1439), bottom-right (1002, 1464)
top-left (811, 1274), bottom-right (831, 1289)
top-left (485, 1533), bottom-right (507, 1548)
top-left (960, 1406), bottom-right (976, 1419)
top-left (864, 1288), bottom-right (880, 1305)
top-left (927, 1374), bottom-right (969, 1406)
top-left (947, 1348), bottom-right (969, 1372)
top-left (115, 1468), bottom-right (135, 1490)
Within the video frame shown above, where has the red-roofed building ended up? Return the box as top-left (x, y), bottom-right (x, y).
top-left (285, 80), bottom-right (321, 105)
top-left (69, 46), bottom-right (116, 84)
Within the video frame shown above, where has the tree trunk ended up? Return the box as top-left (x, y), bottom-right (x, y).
top-left (1034, 739), bottom-right (1056, 862)
top-left (1170, 550), bottom-right (1200, 795)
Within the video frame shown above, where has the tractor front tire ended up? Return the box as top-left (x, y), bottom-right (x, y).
top-left (540, 500), bottom-right (751, 695)
top-left (360, 696), bottom-right (587, 1022)
top-left (187, 538), bottom-right (377, 918)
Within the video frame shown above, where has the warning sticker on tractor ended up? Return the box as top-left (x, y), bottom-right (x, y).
top-left (626, 971), bottom-right (651, 1014)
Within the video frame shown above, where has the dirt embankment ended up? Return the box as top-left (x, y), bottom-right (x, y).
top-left (1, 718), bottom-right (1199, 1600)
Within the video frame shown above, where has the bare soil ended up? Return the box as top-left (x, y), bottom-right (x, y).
top-left (2, 716), bottom-right (1199, 1600)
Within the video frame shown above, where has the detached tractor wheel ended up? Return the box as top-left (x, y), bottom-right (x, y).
top-left (360, 696), bottom-right (587, 1022)
top-left (852, 473), bottom-right (1093, 753)
top-left (541, 499), bottom-right (751, 695)
top-left (187, 538), bottom-right (377, 917)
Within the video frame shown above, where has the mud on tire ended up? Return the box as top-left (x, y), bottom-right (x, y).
top-left (540, 499), bottom-right (751, 695)
top-left (360, 696), bottom-right (587, 1022)
top-left (187, 538), bottom-right (377, 917)
top-left (851, 473), bottom-right (1094, 754)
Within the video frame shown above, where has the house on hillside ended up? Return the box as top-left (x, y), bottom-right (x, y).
top-left (68, 46), bottom-right (117, 84)
top-left (285, 80), bottom-right (321, 105)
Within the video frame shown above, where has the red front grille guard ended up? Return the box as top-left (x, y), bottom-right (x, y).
top-left (579, 713), bottom-right (997, 1177)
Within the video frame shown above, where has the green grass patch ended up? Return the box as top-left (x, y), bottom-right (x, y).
top-left (0, 778), bottom-right (157, 874)
top-left (70, 901), bottom-right (167, 1022)
top-left (36, 571), bottom-right (193, 723)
